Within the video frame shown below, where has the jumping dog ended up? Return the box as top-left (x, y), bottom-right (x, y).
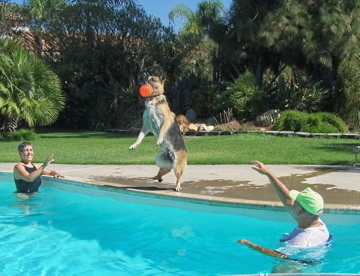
top-left (129, 76), bottom-right (187, 191)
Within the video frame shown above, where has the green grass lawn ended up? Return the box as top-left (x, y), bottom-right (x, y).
top-left (1, 131), bottom-right (359, 166)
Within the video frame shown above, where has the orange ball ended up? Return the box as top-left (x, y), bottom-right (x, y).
top-left (139, 84), bottom-right (154, 98)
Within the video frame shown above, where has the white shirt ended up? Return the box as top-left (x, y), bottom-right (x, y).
top-left (280, 221), bottom-right (330, 248)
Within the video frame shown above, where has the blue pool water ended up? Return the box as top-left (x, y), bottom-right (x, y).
top-left (0, 173), bottom-right (359, 276)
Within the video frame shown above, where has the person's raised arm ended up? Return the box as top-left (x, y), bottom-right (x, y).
top-left (251, 160), bottom-right (296, 217)
top-left (14, 154), bottom-right (54, 181)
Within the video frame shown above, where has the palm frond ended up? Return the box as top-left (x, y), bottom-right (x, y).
top-left (0, 37), bottom-right (65, 130)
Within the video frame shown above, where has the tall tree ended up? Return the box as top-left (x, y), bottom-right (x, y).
top-left (169, 0), bottom-right (225, 81)
top-left (337, 55), bottom-right (360, 130)
top-left (0, 1), bottom-right (11, 36)
top-left (0, 1), bottom-right (28, 36)
top-left (23, 0), bottom-right (67, 55)
top-left (169, 0), bottom-right (225, 38)
top-left (214, 0), bottom-right (360, 110)
top-left (42, 0), bottom-right (177, 129)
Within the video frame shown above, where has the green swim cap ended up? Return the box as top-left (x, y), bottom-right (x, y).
top-left (289, 187), bottom-right (324, 215)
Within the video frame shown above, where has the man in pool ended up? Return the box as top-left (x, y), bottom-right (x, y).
top-left (238, 160), bottom-right (330, 258)
top-left (13, 141), bottom-right (64, 195)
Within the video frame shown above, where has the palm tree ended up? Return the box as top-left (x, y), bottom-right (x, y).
top-left (169, 0), bottom-right (225, 81)
top-left (0, 38), bottom-right (65, 132)
top-left (169, 0), bottom-right (225, 38)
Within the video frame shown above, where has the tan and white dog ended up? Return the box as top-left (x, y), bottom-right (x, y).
top-left (129, 76), bottom-right (187, 191)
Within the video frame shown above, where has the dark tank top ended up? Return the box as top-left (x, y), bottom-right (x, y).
top-left (14, 164), bottom-right (41, 193)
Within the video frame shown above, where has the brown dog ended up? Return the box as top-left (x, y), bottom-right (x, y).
top-left (176, 114), bottom-right (190, 133)
top-left (129, 76), bottom-right (187, 191)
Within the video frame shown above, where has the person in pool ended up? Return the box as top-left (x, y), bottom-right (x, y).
top-left (13, 141), bottom-right (64, 195)
top-left (238, 160), bottom-right (330, 258)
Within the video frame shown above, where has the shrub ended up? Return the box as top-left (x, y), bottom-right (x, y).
top-left (226, 71), bottom-right (265, 120)
top-left (272, 111), bottom-right (348, 133)
top-left (189, 81), bottom-right (228, 118)
top-left (264, 67), bottom-right (328, 113)
top-left (311, 112), bottom-right (348, 133)
top-left (1, 129), bottom-right (37, 141)
top-left (272, 110), bottom-right (305, 132)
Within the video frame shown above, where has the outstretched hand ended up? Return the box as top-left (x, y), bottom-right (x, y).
top-left (42, 154), bottom-right (65, 179)
top-left (238, 239), bottom-right (251, 245)
top-left (44, 154), bottom-right (54, 167)
top-left (52, 171), bottom-right (64, 179)
top-left (251, 160), bottom-right (271, 175)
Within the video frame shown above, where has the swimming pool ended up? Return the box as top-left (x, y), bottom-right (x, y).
top-left (0, 172), bottom-right (359, 276)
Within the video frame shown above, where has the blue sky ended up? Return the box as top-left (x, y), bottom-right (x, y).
top-left (10, 0), bottom-right (232, 32)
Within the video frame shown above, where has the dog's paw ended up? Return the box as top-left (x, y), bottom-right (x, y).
top-left (129, 144), bottom-right (138, 150)
top-left (156, 138), bottom-right (163, 146)
top-left (175, 186), bottom-right (182, 192)
top-left (152, 175), bottom-right (163, 182)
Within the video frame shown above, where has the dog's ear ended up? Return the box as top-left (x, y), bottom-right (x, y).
top-left (159, 75), bottom-right (166, 84)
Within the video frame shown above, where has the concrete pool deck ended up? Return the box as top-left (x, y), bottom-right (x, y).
top-left (1, 163), bottom-right (359, 212)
